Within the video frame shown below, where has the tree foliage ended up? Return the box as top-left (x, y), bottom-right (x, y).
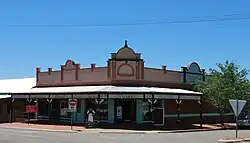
top-left (195, 60), bottom-right (250, 114)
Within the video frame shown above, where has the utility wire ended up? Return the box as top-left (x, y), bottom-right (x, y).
top-left (6, 14), bottom-right (250, 28)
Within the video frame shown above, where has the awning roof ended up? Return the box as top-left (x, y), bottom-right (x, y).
top-left (10, 85), bottom-right (202, 95)
top-left (0, 77), bottom-right (36, 94)
top-left (0, 94), bottom-right (11, 99)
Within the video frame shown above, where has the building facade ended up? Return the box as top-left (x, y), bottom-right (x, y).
top-left (9, 41), bottom-right (233, 129)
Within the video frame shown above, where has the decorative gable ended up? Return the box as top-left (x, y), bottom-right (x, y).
top-left (107, 40), bottom-right (144, 81)
top-left (110, 40), bottom-right (141, 61)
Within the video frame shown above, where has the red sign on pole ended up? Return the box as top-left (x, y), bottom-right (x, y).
top-left (26, 105), bottom-right (37, 113)
top-left (68, 99), bottom-right (77, 112)
top-left (69, 99), bottom-right (77, 106)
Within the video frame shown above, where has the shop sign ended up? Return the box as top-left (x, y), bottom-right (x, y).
top-left (29, 94), bottom-right (49, 99)
top-left (99, 94), bottom-right (108, 98)
top-left (68, 99), bottom-right (77, 112)
top-left (26, 105), bottom-right (37, 113)
top-left (154, 94), bottom-right (178, 99)
top-left (109, 94), bottom-right (143, 99)
top-left (50, 94), bottom-right (72, 99)
top-left (12, 94), bottom-right (29, 99)
top-left (180, 95), bottom-right (200, 100)
top-left (73, 94), bottom-right (98, 99)
top-left (144, 94), bottom-right (152, 99)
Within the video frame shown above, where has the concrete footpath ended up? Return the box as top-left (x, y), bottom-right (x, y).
top-left (218, 137), bottom-right (250, 143)
top-left (0, 122), bottom-right (228, 134)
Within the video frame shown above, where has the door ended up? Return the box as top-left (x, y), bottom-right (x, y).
top-left (115, 100), bottom-right (136, 123)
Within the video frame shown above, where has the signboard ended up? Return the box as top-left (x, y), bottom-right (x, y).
top-left (144, 94), bottom-right (152, 99)
top-left (154, 94), bottom-right (178, 99)
top-left (229, 99), bottom-right (247, 116)
top-left (154, 94), bottom-right (200, 100)
top-left (73, 94), bottom-right (98, 99)
top-left (30, 94), bottom-right (49, 99)
top-left (12, 95), bottom-right (29, 99)
top-left (50, 94), bottom-right (72, 99)
top-left (180, 95), bottom-right (200, 100)
top-left (109, 94), bottom-right (143, 99)
top-left (26, 105), bottom-right (37, 113)
top-left (68, 99), bottom-right (77, 112)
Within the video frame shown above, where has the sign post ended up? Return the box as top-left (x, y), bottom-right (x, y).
top-left (26, 105), bottom-right (37, 124)
top-left (26, 98), bottom-right (33, 125)
top-left (229, 99), bottom-right (247, 138)
top-left (68, 99), bottom-right (77, 130)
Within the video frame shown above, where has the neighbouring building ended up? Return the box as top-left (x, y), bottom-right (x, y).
top-left (1, 41), bottom-right (234, 129)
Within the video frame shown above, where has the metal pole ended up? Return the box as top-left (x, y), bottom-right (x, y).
top-left (152, 93), bottom-right (154, 124)
top-left (71, 94), bottom-right (73, 130)
top-left (27, 96), bottom-right (30, 125)
top-left (47, 95), bottom-right (52, 121)
top-left (177, 95), bottom-right (180, 125)
top-left (10, 97), bottom-right (14, 123)
top-left (71, 112), bottom-right (73, 130)
top-left (199, 95), bottom-right (203, 128)
top-left (48, 101), bottom-right (50, 120)
top-left (236, 99), bottom-right (239, 138)
top-left (97, 93), bottom-right (101, 123)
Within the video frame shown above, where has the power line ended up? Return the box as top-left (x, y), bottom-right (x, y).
top-left (6, 14), bottom-right (250, 28)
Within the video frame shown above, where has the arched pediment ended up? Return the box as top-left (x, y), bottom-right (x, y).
top-left (188, 62), bottom-right (201, 73)
top-left (65, 60), bottom-right (75, 66)
top-left (111, 40), bottom-right (142, 60)
top-left (62, 59), bottom-right (78, 69)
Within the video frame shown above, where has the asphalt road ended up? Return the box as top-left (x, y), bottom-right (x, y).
top-left (0, 128), bottom-right (250, 143)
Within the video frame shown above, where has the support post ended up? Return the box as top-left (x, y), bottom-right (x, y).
top-left (35, 99), bottom-right (38, 121)
top-left (27, 95), bottom-right (32, 125)
top-left (236, 99), bottom-right (239, 138)
top-left (199, 95), bottom-right (203, 128)
top-left (176, 95), bottom-right (181, 125)
top-left (71, 94), bottom-right (73, 130)
top-left (47, 95), bottom-right (52, 121)
top-left (151, 93), bottom-right (154, 124)
top-left (97, 93), bottom-right (100, 123)
top-left (9, 96), bottom-right (14, 123)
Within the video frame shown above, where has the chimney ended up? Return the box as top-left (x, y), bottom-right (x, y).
top-left (91, 63), bottom-right (96, 72)
top-left (181, 66), bottom-right (188, 72)
top-left (36, 67), bottom-right (41, 73)
top-left (48, 68), bottom-right (52, 75)
top-left (75, 64), bottom-right (80, 80)
top-left (36, 68), bottom-right (41, 83)
top-left (162, 65), bottom-right (167, 74)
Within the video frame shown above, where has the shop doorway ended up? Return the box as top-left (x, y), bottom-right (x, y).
top-left (115, 99), bottom-right (136, 123)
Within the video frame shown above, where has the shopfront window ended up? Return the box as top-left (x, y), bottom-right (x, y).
top-left (142, 99), bottom-right (163, 122)
top-left (86, 99), bottom-right (108, 121)
top-left (98, 100), bottom-right (108, 121)
top-left (60, 100), bottom-right (70, 118)
top-left (142, 100), bottom-right (152, 122)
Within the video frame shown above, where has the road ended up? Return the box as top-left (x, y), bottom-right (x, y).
top-left (0, 128), bottom-right (249, 143)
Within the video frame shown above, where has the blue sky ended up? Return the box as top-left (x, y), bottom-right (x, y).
top-left (0, 0), bottom-right (250, 79)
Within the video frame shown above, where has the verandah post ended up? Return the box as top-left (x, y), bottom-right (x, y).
top-left (199, 95), bottom-right (203, 128)
top-left (9, 96), bottom-right (14, 123)
top-left (176, 95), bottom-right (181, 125)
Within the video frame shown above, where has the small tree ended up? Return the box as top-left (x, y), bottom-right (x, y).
top-left (195, 60), bottom-right (250, 125)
